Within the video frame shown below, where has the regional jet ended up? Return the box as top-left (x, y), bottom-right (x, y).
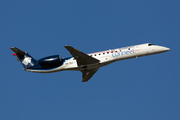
top-left (11, 43), bottom-right (170, 82)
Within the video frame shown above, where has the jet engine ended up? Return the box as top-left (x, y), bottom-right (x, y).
top-left (38, 55), bottom-right (63, 68)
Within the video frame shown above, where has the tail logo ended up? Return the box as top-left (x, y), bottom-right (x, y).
top-left (22, 56), bottom-right (34, 66)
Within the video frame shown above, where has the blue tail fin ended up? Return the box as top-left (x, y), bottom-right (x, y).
top-left (10, 47), bottom-right (39, 69)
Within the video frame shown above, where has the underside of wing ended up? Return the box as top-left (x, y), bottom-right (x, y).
top-left (81, 68), bottom-right (99, 82)
top-left (64, 46), bottom-right (99, 66)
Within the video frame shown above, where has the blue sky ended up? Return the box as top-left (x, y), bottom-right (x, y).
top-left (1, 0), bottom-right (180, 120)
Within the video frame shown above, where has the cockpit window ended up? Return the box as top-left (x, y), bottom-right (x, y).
top-left (148, 43), bottom-right (154, 46)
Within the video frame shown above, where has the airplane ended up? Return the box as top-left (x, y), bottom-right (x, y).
top-left (10, 43), bottom-right (170, 82)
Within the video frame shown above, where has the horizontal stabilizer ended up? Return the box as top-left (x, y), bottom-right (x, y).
top-left (10, 47), bottom-right (26, 61)
top-left (10, 47), bottom-right (25, 55)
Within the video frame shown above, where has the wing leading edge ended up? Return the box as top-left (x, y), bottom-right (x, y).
top-left (64, 46), bottom-right (99, 66)
top-left (64, 46), bottom-right (100, 82)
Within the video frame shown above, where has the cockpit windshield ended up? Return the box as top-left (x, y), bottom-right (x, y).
top-left (148, 43), bottom-right (154, 46)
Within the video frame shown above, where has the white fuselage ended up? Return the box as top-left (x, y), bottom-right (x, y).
top-left (26, 43), bottom-right (170, 73)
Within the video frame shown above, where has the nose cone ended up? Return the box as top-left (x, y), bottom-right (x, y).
top-left (162, 46), bottom-right (170, 52)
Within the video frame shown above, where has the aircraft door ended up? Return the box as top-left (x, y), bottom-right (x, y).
top-left (134, 46), bottom-right (139, 56)
top-left (147, 47), bottom-right (154, 54)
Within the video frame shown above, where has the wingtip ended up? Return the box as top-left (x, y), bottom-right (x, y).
top-left (64, 45), bottom-right (71, 48)
top-left (82, 79), bottom-right (88, 82)
top-left (10, 47), bottom-right (16, 50)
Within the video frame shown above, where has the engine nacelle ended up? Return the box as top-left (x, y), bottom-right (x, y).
top-left (38, 55), bottom-right (62, 67)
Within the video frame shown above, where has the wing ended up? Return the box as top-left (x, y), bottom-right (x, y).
top-left (81, 68), bottom-right (99, 82)
top-left (64, 46), bottom-right (100, 66)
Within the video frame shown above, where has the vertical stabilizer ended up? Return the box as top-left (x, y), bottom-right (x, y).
top-left (10, 47), bottom-right (39, 69)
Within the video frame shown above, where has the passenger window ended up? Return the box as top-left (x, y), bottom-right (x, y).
top-left (107, 52), bottom-right (109, 54)
top-left (94, 54), bottom-right (96, 56)
top-left (103, 53), bottom-right (105, 55)
top-left (99, 54), bottom-right (101, 55)
top-left (128, 48), bottom-right (130, 50)
top-left (111, 51), bottom-right (113, 53)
